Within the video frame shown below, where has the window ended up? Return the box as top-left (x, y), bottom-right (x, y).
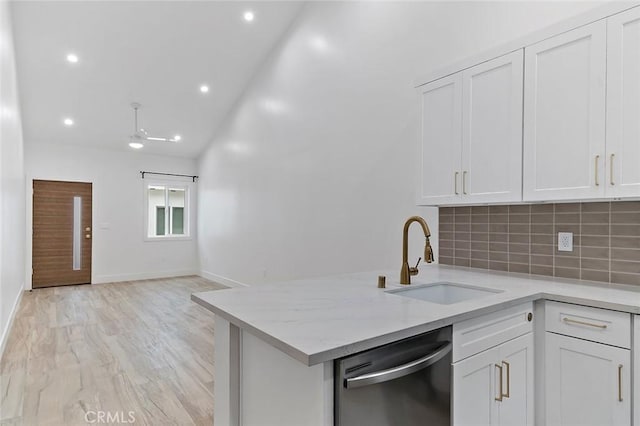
top-left (147, 184), bottom-right (189, 238)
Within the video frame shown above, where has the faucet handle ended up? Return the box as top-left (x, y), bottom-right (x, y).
top-left (409, 257), bottom-right (421, 276)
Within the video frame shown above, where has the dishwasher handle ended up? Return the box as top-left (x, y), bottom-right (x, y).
top-left (344, 341), bottom-right (452, 389)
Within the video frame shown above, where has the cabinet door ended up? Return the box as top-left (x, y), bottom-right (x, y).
top-left (417, 73), bottom-right (462, 205)
top-left (452, 346), bottom-right (500, 426)
top-left (523, 21), bottom-right (607, 202)
top-left (545, 333), bottom-right (631, 426)
top-left (461, 50), bottom-right (523, 203)
top-left (634, 315), bottom-right (639, 426)
top-left (606, 8), bottom-right (640, 197)
top-left (498, 333), bottom-right (534, 426)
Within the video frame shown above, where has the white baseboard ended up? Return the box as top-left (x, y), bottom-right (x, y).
top-left (0, 287), bottom-right (24, 359)
top-left (200, 270), bottom-right (249, 288)
top-left (93, 269), bottom-right (199, 284)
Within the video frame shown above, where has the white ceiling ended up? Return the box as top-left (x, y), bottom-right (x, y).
top-left (11, 1), bottom-right (303, 158)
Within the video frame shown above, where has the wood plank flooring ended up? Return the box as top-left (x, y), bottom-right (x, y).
top-left (0, 276), bottom-right (226, 425)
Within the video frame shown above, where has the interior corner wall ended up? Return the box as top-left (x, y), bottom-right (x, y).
top-left (197, 1), bottom-right (605, 286)
top-left (24, 143), bottom-right (199, 286)
top-left (0, 0), bottom-right (26, 353)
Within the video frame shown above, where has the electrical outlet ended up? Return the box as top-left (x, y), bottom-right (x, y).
top-left (558, 232), bottom-right (573, 252)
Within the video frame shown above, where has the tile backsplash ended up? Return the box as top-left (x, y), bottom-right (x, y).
top-left (439, 201), bottom-right (640, 286)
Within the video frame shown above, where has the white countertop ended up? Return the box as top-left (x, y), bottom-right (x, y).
top-left (192, 265), bottom-right (640, 366)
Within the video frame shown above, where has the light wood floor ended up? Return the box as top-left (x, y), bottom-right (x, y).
top-left (0, 276), bottom-right (226, 425)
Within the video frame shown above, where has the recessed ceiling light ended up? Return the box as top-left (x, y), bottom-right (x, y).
top-left (63, 118), bottom-right (74, 126)
top-left (66, 53), bottom-right (79, 63)
top-left (200, 85), bottom-right (209, 93)
top-left (174, 135), bottom-right (182, 141)
top-left (129, 142), bottom-right (144, 149)
top-left (243, 11), bottom-right (254, 22)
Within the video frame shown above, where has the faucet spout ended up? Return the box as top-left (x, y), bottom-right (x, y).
top-left (400, 216), bottom-right (434, 285)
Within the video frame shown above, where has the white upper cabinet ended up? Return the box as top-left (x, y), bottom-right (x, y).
top-left (417, 51), bottom-right (523, 206)
top-left (417, 73), bottom-right (462, 205)
top-left (606, 7), bottom-right (640, 197)
top-left (523, 21), bottom-right (607, 202)
top-left (462, 51), bottom-right (524, 204)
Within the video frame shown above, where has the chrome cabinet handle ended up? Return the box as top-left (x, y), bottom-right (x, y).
top-left (610, 154), bottom-right (615, 186)
top-left (463, 171), bottom-right (468, 195)
top-left (495, 363), bottom-right (503, 401)
top-left (344, 342), bottom-right (451, 389)
top-left (454, 172), bottom-right (459, 195)
top-left (618, 364), bottom-right (623, 402)
top-left (562, 317), bottom-right (607, 329)
top-left (502, 361), bottom-right (510, 398)
top-left (595, 155), bottom-right (600, 186)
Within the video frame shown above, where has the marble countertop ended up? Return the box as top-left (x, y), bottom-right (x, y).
top-left (191, 265), bottom-right (640, 366)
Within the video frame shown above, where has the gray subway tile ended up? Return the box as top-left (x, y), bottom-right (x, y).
top-left (509, 205), bottom-right (530, 214)
top-left (509, 263), bottom-right (530, 274)
top-left (555, 267), bottom-right (580, 279)
top-left (581, 202), bottom-right (610, 213)
top-left (555, 256), bottom-right (580, 269)
top-left (489, 261), bottom-right (509, 271)
top-left (471, 206), bottom-right (489, 215)
top-left (470, 259), bottom-right (489, 269)
top-left (555, 203), bottom-right (580, 213)
top-left (581, 246), bottom-right (610, 259)
top-left (610, 260), bottom-right (640, 274)
top-left (581, 212), bottom-right (609, 224)
top-left (531, 204), bottom-right (553, 214)
top-left (611, 272), bottom-right (640, 286)
top-left (581, 269), bottom-right (609, 283)
top-left (531, 265), bottom-right (553, 276)
top-left (611, 248), bottom-right (640, 262)
top-left (611, 201), bottom-right (640, 212)
top-left (531, 255), bottom-right (553, 266)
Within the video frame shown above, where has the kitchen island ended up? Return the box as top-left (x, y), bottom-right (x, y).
top-left (192, 265), bottom-right (640, 426)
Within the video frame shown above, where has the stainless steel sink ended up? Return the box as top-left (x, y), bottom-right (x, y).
top-left (388, 282), bottom-right (503, 305)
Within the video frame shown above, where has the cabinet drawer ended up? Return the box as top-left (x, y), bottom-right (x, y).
top-left (453, 302), bottom-right (533, 362)
top-left (545, 301), bottom-right (630, 348)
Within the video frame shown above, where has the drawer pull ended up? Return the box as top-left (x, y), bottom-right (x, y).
top-left (562, 317), bottom-right (607, 329)
top-left (618, 364), bottom-right (623, 402)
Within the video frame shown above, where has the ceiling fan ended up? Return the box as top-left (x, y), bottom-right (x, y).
top-left (128, 102), bottom-right (181, 149)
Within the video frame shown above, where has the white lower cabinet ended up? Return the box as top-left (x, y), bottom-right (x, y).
top-left (544, 300), bottom-right (633, 426)
top-left (634, 315), bottom-right (639, 426)
top-left (545, 333), bottom-right (630, 426)
top-left (453, 333), bottom-right (534, 426)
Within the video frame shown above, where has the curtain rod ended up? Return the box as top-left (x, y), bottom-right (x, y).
top-left (140, 171), bottom-right (199, 182)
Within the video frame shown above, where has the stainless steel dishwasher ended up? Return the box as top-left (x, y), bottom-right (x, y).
top-left (334, 326), bottom-right (451, 426)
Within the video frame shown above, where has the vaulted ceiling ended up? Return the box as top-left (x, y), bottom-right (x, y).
top-left (11, 1), bottom-right (303, 158)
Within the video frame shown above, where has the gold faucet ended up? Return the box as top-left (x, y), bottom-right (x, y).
top-left (400, 216), bottom-right (434, 285)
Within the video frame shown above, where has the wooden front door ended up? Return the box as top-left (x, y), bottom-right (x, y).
top-left (32, 180), bottom-right (92, 288)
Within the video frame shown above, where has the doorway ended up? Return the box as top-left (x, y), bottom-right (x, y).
top-left (32, 180), bottom-right (92, 288)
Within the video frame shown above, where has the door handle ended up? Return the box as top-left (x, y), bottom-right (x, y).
top-left (618, 364), bottom-right (623, 402)
top-left (610, 154), bottom-right (615, 186)
top-left (502, 361), bottom-right (510, 398)
top-left (595, 155), bottom-right (600, 186)
top-left (344, 342), bottom-right (451, 389)
top-left (495, 363), bottom-right (503, 402)
top-left (462, 171), bottom-right (468, 195)
top-left (85, 227), bottom-right (91, 232)
top-left (85, 234), bottom-right (91, 239)
top-left (454, 172), bottom-right (459, 195)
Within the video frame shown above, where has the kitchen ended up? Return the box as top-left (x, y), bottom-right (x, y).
top-left (1, 1), bottom-right (639, 425)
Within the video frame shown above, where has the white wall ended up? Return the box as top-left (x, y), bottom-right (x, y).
top-left (0, 0), bottom-right (26, 352)
top-left (198, 1), bottom-right (605, 286)
top-left (25, 143), bottom-right (198, 286)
